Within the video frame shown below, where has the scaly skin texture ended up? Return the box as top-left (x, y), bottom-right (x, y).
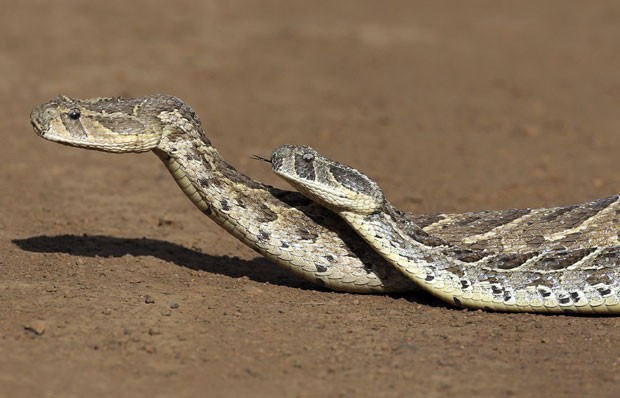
top-left (30, 95), bottom-right (416, 293)
top-left (271, 144), bottom-right (620, 314)
top-left (32, 95), bottom-right (620, 312)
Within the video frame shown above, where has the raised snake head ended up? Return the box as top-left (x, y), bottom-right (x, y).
top-left (270, 144), bottom-right (385, 215)
top-left (30, 94), bottom-right (205, 154)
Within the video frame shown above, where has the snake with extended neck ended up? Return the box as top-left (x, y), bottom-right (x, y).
top-left (30, 95), bottom-right (620, 313)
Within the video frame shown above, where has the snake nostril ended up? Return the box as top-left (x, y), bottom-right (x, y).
top-left (30, 116), bottom-right (46, 136)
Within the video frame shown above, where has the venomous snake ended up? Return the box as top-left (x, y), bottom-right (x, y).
top-left (30, 95), bottom-right (620, 313)
top-left (268, 144), bottom-right (620, 313)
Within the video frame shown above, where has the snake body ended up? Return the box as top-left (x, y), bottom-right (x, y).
top-left (270, 145), bottom-right (620, 313)
top-left (30, 95), bottom-right (620, 313)
top-left (30, 95), bottom-right (415, 292)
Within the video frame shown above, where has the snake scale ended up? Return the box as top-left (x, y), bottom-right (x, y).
top-left (30, 94), bottom-right (620, 313)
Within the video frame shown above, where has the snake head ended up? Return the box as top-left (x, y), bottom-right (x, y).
top-left (270, 144), bottom-right (385, 215)
top-left (30, 95), bottom-right (165, 153)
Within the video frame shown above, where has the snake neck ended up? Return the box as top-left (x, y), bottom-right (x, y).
top-left (151, 131), bottom-right (416, 293)
top-left (153, 126), bottom-right (265, 221)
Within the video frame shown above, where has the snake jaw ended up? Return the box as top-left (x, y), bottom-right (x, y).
top-left (30, 101), bottom-right (58, 138)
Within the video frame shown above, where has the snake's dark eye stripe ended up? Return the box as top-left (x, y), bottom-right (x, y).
top-left (68, 108), bottom-right (81, 120)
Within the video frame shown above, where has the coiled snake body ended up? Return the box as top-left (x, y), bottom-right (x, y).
top-left (30, 95), bottom-right (620, 313)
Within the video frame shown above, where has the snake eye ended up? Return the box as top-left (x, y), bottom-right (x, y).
top-left (68, 108), bottom-right (81, 120)
top-left (302, 153), bottom-right (314, 162)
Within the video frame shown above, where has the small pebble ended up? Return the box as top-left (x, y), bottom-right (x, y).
top-left (170, 302), bottom-right (179, 309)
top-left (24, 320), bottom-right (46, 335)
top-left (144, 295), bottom-right (155, 304)
top-left (148, 327), bottom-right (162, 336)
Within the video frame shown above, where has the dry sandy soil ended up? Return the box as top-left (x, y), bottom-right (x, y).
top-left (1, 1), bottom-right (620, 397)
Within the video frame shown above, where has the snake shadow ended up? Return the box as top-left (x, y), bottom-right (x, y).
top-left (12, 234), bottom-right (323, 290)
top-left (12, 234), bottom-right (446, 307)
top-left (16, 235), bottom-right (605, 315)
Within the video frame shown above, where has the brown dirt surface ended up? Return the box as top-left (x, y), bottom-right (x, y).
top-left (2, 1), bottom-right (620, 397)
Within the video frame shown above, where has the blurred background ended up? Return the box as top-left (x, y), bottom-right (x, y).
top-left (5, 1), bottom-right (619, 210)
top-left (1, 1), bottom-right (619, 397)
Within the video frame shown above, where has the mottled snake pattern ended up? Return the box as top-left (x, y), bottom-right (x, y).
top-left (30, 95), bottom-right (620, 313)
top-left (269, 145), bottom-right (620, 313)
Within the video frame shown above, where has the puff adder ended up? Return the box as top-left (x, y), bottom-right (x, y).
top-left (30, 95), bottom-right (620, 313)
top-left (269, 144), bottom-right (620, 313)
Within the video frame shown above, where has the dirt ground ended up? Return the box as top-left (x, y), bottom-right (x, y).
top-left (1, 1), bottom-right (620, 397)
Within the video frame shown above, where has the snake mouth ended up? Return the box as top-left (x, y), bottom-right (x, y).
top-left (30, 114), bottom-right (47, 138)
top-left (30, 103), bottom-right (55, 138)
top-left (30, 119), bottom-right (41, 135)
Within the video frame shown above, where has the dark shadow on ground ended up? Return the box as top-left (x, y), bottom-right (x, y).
top-left (12, 234), bottom-right (449, 307)
top-left (13, 234), bottom-right (322, 290)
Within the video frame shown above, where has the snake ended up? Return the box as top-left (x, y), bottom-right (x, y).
top-left (268, 144), bottom-right (620, 313)
top-left (30, 94), bottom-right (620, 313)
